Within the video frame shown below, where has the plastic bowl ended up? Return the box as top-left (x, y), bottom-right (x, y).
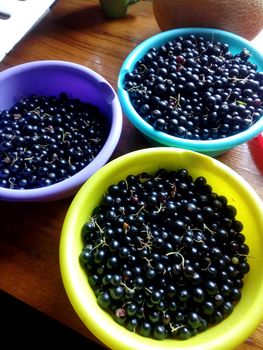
top-left (0, 60), bottom-right (122, 201)
top-left (60, 147), bottom-right (263, 350)
top-left (118, 27), bottom-right (263, 157)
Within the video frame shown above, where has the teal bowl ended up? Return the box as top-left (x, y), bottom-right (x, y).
top-left (118, 28), bottom-right (263, 157)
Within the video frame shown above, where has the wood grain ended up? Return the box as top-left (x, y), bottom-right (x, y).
top-left (0, 0), bottom-right (262, 349)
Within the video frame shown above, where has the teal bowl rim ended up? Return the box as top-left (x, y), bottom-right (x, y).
top-left (118, 27), bottom-right (263, 154)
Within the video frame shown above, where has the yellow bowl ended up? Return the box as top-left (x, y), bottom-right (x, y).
top-left (59, 147), bottom-right (263, 350)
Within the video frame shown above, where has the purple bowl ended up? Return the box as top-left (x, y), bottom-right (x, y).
top-left (0, 60), bottom-right (122, 202)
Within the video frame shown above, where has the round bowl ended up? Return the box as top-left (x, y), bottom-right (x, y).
top-left (118, 27), bottom-right (263, 157)
top-left (60, 147), bottom-right (263, 350)
top-left (0, 60), bottom-right (122, 201)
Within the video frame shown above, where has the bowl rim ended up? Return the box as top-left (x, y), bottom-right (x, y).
top-left (117, 27), bottom-right (263, 153)
top-left (0, 60), bottom-right (123, 201)
top-left (60, 147), bottom-right (263, 350)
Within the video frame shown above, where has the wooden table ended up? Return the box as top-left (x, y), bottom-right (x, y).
top-left (0, 0), bottom-right (262, 348)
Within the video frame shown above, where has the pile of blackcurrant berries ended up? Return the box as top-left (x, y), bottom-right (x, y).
top-left (0, 93), bottom-right (110, 189)
top-left (123, 34), bottom-right (263, 140)
top-left (80, 168), bottom-right (250, 340)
